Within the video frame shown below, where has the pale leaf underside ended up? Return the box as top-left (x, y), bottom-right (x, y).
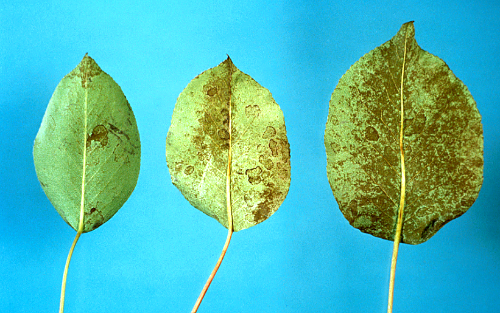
top-left (166, 57), bottom-right (291, 232)
top-left (34, 54), bottom-right (141, 232)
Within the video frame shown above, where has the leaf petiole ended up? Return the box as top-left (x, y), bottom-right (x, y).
top-left (191, 225), bottom-right (233, 313)
top-left (59, 227), bottom-right (83, 313)
top-left (59, 199), bottom-right (85, 313)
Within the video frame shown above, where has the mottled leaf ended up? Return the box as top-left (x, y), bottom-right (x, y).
top-left (166, 57), bottom-right (290, 232)
top-left (34, 54), bottom-right (141, 232)
top-left (325, 22), bottom-right (483, 244)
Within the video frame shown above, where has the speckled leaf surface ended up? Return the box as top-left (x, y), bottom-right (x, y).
top-left (325, 22), bottom-right (483, 244)
top-left (34, 54), bottom-right (141, 232)
top-left (166, 57), bottom-right (290, 232)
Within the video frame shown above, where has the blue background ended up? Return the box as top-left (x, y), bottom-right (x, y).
top-left (1, 1), bottom-right (499, 312)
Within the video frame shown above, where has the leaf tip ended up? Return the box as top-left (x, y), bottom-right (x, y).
top-left (401, 21), bottom-right (415, 32)
top-left (224, 54), bottom-right (234, 67)
top-left (76, 53), bottom-right (103, 86)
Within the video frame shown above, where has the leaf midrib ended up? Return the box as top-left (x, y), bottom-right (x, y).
top-left (78, 76), bottom-right (88, 233)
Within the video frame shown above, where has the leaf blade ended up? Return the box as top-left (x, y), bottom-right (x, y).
top-left (325, 22), bottom-right (483, 244)
top-left (34, 54), bottom-right (141, 232)
top-left (166, 57), bottom-right (290, 232)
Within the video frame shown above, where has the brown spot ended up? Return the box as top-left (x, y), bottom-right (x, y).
top-left (90, 220), bottom-right (104, 230)
top-left (184, 165), bottom-right (194, 175)
top-left (259, 155), bottom-right (274, 170)
top-left (206, 86), bottom-right (218, 96)
top-left (365, 126), bottom-right (379, 141)
top-left (421, 217), bottom-right (439, 239)
top-left (262, 126), bottom-right (276, 139)
top-left (87, 125), bottom-right (108, 148)
top-left (243, 194), bottom-right (253, 205)
top-left (245, 104), bottom-right (261, 117)
top-left (220, 108), bottom-right (229, 127)
top-left (253, 202), bottom-right (271, 223)
top-left (404, 113), bottom-right (427, 136)
top-left (275, 161), bottom-right (289, 179)
top-left (246, 166), bottom-right (263, 185)
top-left (269, 139), bottom-right (280, 156)
top-left (383, 146), bottom-right (398, 167)
top-left (252, 188), bottom-right (279, 223)
top-left (84, 206), bottom-right (104, 231)
top-left (218, 129), bottom-right (230, 140)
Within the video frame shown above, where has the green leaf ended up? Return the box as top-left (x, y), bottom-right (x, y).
top-left (166, 57), bottom-right (290, 232)
top-left (34, 53), bottom-right (141, 233)
top-left (324, 22), bottom-right (483, 245)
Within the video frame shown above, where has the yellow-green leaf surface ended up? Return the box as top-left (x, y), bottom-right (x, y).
top-left (34, 54), bottom-right (140, 232)
top-left (166, 57), bottom-right (290, 232)
top-left (325, 22), bottom-right (483, 244)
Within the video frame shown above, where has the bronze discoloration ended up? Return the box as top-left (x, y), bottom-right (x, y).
top-left (87, 125), bottom-right (108, 148)
top-left (325, 22), bottom-right (483, 244)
